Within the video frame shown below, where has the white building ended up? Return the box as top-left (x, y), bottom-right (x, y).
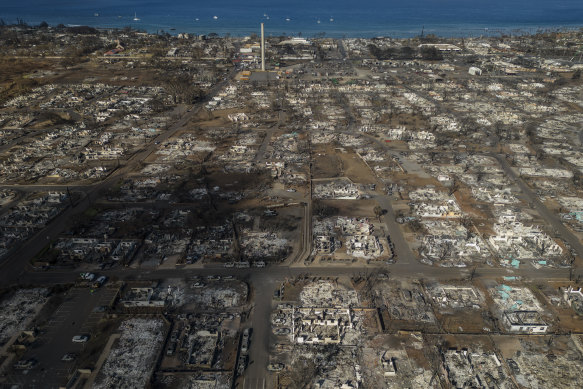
top-left (503, 311), bottom-right (548, 333)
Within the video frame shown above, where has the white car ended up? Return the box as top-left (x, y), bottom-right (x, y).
top-left (72, 335), bottom-right (89, 343)
top-left (80, 273), bottom-right (95, 282)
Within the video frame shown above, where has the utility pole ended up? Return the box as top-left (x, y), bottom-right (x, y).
top-left (261, 23), bottom-right (265, 71)
top-left (66, 186), bottom-right (74, 207)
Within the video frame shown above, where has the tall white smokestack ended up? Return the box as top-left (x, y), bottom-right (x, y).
top-left (261, 23), bottom-right (265, 71)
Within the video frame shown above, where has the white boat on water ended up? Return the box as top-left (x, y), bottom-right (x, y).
top-left (133, 12), bottom-right (140, 21)
top-left (213, 15), bottom-right (218, 20)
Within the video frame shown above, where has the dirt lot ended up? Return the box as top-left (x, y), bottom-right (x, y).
top-left (312, 144), bottom-right (378, 184)
top-left (437, 311), bottom-right (494, 333)
top-left (454, 188), bottom-right (495, 220)
top-left (189, 107), bottom-right (246, 128)
top-left (339, 151), bottom-right (378, 184)
top-left (392, 172), bottom-right (438, 188)
top-left (312, 152), bottom-right (343, 179)
top-left (382, 112), bottom-right (430, 130)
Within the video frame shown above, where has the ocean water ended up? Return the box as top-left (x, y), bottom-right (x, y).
top-left (0, 0), bottom-right (582, 38)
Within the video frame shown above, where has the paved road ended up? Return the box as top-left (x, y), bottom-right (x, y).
top-left (253, 127), bottom-right (276, 163)
top-left (373, 195), bottom-right (419, 268)
top-left (285, 201), bottom-right (312, 267)
top-left (19, 262), bottom-right (575, 289)
top-left (245, 275), bottom-right (276, 389)
top-left (0, 184), bottom-right (90, 192)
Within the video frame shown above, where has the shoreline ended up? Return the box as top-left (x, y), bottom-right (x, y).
top-left (1, 19), bottom-right (582, 39)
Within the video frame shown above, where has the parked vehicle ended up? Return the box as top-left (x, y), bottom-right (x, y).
top-left (13, 359), bottom-right (38, 370)
top-left (93, 276), bottom-right (107, 288)
top-left (61, 353), bottom-right (77, 362)
top-left (80, 273), bottom-right (95, 282)
top-left (72, 335), bottom-right (90, 343)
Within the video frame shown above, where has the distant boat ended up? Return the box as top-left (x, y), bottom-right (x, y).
top-left (330, 17), bottom-right (334, 22)
top-left (195, 18), bottom-right (199, 21)
top-left (133, 12), bottom-right (140, 21)
top-left (94, 13), bottom-right (99, 17)
top-left (285, 17), bottom-right (291, 22)
top-left (213, 15), bottom-right (218, 20)
top-left (317, 19), bottom-right (321, 24)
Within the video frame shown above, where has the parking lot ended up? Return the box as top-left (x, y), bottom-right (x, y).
top-left (6, 285), bottom-right (119, 388)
